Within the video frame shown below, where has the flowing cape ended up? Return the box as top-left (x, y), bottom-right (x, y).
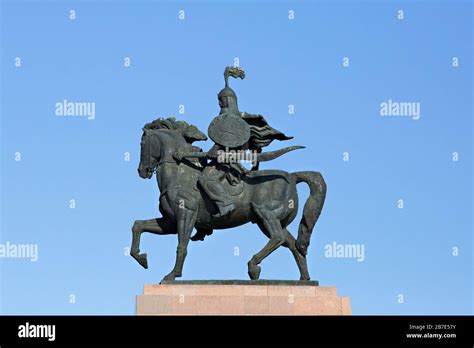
top-left (241, 112), bottom-right (293, 150)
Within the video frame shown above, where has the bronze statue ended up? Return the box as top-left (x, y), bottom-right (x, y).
top-left (130, 67), bottom-right (326, 281)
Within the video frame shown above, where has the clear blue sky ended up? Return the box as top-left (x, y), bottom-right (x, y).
top-left (1, 0), bottom-right (472, 315)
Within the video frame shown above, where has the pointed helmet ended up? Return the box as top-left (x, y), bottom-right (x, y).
top-left (218, 66), bottom-right (245, 115)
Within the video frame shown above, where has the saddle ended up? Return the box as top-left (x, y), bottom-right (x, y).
top-left (221, 174), bottom-right (244, 196)
top-left (220, 162), bottom-right (245, 196)
top-left (192, 162), bottom-right (245, 197)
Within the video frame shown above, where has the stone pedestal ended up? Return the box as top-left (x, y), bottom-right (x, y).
top-left (136, 280), bottom-right (351, 315)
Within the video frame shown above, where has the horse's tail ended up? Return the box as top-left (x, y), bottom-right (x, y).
top-left (292, 171), bottom-right (327, 256)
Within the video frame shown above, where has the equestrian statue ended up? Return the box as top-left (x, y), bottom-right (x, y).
top-left (130, 67), bottom-right (326, 281)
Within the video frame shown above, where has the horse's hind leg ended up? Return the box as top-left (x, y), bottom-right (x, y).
top-left (131, 217), bottom-right (176, 269)
top-left (248, 203), bottom-right (286, 280)
top-left (282, 228), bottom-right (310, 280)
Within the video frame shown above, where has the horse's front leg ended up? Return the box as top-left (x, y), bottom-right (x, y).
top-left (131, 217), bottom-right (176, 269)
top-left (162, 205), bottom-right (198, 281)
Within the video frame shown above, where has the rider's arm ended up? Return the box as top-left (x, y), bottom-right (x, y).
top-left (173, 144), bottom-right (220, 161)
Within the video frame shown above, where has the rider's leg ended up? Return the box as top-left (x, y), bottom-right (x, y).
top-left (199, 166), bottom-right (235, 217)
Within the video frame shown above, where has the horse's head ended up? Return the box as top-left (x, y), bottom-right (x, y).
top-left (138, 128), bottom-right (160, 179)
top-left (138, 118), bottom-right (207, 179)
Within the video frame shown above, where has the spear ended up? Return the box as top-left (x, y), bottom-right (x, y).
top-left (175, 146), bottom-right (305, 163)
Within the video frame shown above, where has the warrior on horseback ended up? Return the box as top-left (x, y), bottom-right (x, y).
top-left (130, 67), bottom-right (327, 282)
top-left (175, 67), bottom-right (293, 218)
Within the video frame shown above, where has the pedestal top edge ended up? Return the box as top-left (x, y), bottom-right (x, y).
top-left (158, 279), bottom-right (319, 286)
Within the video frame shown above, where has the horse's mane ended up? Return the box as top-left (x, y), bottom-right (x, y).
top-left (143, 117), bottom-right (207, 144)
top-left (143, 117), bottom-right (189, 132)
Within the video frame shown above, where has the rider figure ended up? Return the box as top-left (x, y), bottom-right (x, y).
top-left (178, 67), bottom-right (293, 217)
top-left (198, 68), bottom-right (248, 217)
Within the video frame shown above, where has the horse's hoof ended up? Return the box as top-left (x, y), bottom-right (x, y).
top-left (162, 272), bottom-right (176, 281)
top-left (190, 234), bottom-right (205, 241)
top-left (247, 263), bottom-right (261, 280)
top-left (131, 252), bottom-right (148, 269)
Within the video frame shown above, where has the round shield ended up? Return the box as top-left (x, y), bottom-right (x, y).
top-left (208, 113), bottom-right (250, 148)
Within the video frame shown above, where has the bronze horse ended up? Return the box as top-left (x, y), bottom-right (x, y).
top-left (130, 118), bottom-right (326, 281)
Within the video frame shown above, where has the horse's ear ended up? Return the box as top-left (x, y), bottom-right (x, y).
top-left (184, 125), bottom-right (207, 142)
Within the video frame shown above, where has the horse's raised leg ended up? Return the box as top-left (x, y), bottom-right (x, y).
top-left (131, 217), bottom-right (176, 269)
top-left (162, 207), bottom-right (197, 281)
top-left (248, 203), bottom-right (286, 280)
top-left (282, 228), bottom-right (310, 280)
